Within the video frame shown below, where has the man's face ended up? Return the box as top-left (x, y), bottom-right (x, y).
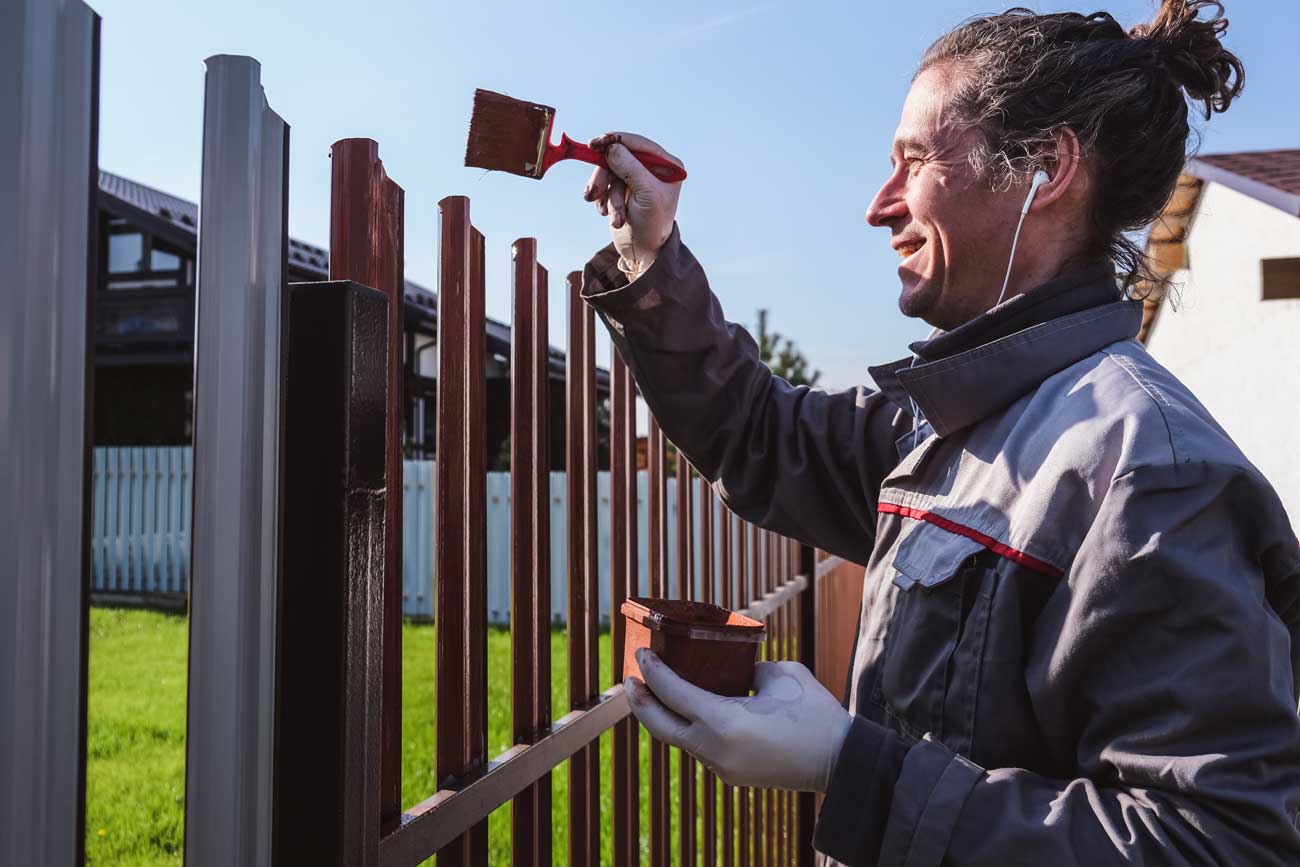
top-left (866, 65), bottom-right (1024, 331)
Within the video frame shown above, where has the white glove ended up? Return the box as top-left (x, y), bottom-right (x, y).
top-left (582, 132), bottom-right (684, 276)
top-left (625, 648), bottom-right (852, 793)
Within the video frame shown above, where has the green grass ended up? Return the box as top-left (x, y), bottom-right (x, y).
top-left (86, 607), bottom-right (741, 866)
top-left (86, 608), bottom-right (187, 865)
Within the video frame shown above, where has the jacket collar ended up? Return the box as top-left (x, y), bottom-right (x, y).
top-left (869, 264), bottom-right (1143, 438)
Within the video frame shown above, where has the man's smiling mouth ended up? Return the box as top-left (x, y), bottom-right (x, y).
top-left (896, 239), bottom-right (926, 260)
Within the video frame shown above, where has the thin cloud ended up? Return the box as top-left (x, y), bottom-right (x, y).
top-left (665, 1), bottom-right (780, 42)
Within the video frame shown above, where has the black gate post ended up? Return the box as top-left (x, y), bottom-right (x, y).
top-left (274, 280), bottom-right (388, 866)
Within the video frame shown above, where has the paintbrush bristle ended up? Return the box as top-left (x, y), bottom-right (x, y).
top-left (464, 89), bottom-right (554, 179)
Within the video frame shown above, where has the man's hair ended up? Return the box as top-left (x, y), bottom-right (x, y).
top-left (919, 0), bottom-right (1245, 290)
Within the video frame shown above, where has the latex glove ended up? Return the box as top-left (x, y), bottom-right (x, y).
top-left (625, 648), bottom-right (852, 793)
top-left (582, 132), bottom-right (684, 277)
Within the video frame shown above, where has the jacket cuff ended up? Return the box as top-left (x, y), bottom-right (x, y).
top-left (813, 715), bottom-right (907, 867)
top-left (878, 736), bottom-right (984, 867)
top-left (580, 222), bottom-right (684, 315)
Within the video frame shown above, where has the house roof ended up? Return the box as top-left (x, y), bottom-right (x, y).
top-left (97, 170), bottom-right (596, 384)
top-left (1188, 149), bottom-right (1300, 218)
top-left (98, 170), bottom-right (427, 303)
top-left (1139, 149), bottom-right (1300, 343)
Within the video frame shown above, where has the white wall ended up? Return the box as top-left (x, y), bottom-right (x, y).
top-left (1145, 182), bottom-right (1300, 525)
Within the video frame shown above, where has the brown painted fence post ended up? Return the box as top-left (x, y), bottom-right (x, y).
top-left (700, 476), bottom-right (718, 867)
top-left (737, 520), bottom-right (751, 867)
top-left (676, 455), bottom-right (698, 867)
top-left (796, 543), bottom-right (818, 867)
top-left (277, 279), bottom-right (388, 866)
top-left (567, 271), bottom-right (602, 867)
top-left (434, 196), bottom-right (489, 867)
top-left (610, 350), bottom-right (640, 867)
top-left (328, 137), bottom-right (405, 837)
top-left (720, 508), bottom-right (736, 867)
top-left (510, 237), bottom-right (552, 866)
top-left (647, 419), bottom-right (670, 867)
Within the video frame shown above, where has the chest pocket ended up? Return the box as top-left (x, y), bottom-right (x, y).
top-left (874, 520), bottom-right (999, 753)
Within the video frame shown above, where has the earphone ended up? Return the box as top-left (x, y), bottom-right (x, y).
top-left (995, 169), bottom-right (1051, 306)
top-left (909, 169), bottom-right (1051, 451)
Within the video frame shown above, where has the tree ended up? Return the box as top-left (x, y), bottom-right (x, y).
top-left (756, 309), bottom-right (821, 387)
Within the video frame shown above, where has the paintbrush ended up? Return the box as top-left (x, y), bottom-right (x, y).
top-left (464, 89), bottom-right (687, 183)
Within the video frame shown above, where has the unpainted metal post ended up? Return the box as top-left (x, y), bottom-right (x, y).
top-left (0, 2), bottom-right (99, 864)
top-left (184, 55), bottom-right (289, 867)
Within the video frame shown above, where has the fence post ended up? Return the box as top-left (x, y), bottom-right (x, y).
top-left (647, 420), bottom-right (670, 867)
top-left (0, 2), bottom-right (99, 863)
top-left (183, 55), bottom-right (288, 867)
top-left (328, 137), bottom-right (406, 836)
top-left (435, 196), bottom-right (490, 866)
top-left (276, 280), bottom-right (388, 865)
top-left (510, 237), bottom-right (552, 866)
top-left (796, 544), bottom-right (818, 866)
top-left (610, 350), bottom-right (640, 867)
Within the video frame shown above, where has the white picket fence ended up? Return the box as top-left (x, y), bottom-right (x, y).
top-left (92, 447), bottom-right (733, 624)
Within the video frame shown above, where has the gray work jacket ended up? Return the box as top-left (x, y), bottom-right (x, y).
top-left (583, 225), bottom-right (1300, 866)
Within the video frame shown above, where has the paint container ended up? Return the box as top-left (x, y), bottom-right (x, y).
top-left (620, 597), bottom-right (766, 697)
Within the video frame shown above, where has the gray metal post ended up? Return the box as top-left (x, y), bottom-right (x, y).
top-left (0, 1), bottom-right (100, 865)
top-left (183, 55), bottom-right (289, 867)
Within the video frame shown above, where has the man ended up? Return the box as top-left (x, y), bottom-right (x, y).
top-left (579, 3), bottom-right (1300, 865)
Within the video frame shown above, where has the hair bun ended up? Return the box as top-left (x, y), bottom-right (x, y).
top-left (1130, 0), bottom-right (1244, 118)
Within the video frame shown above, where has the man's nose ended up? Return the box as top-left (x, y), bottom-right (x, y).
top-left (866, 178), bottom-right (907, 228)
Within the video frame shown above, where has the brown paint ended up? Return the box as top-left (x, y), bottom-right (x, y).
top-left (464, 88), bottom-right (552, 178)
top-left (621, 598), bottom-right (765, 698)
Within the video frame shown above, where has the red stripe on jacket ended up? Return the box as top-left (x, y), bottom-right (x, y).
top-left (877, 502), bottom-right (1064, 578)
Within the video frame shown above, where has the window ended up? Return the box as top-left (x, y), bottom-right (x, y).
top-left (108, 232), bottom-right (144, 273)
top-left (151, 247), bottom-right (181, 270)
top-left (1262, 258), bottom-right (1300, 301)
top-left (103, 221), bottom-right (191, 291)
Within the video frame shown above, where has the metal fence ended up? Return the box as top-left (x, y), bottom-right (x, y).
top-left (3, 25), bottom-right (854, 864)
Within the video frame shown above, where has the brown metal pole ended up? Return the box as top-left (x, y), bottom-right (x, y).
top-left (510, 238), bottom-right (552, 867)
top-left (699, 478), bottom-right (717, 867)
top-left (720, 508), bottom-right (735, 867)
top-left (610, 347), bottom-right (629, 867)
top-left (676, 455), bottom-right (697, 867)
top-left (795, 542), bottom-right (817, 867)
top-left (736, 520), bottom-right (750, 867)
top-left (759, 532), bottom-right (769, 863)
top-left (567, 271), bottom-right (592, 867)
top-left (581, 286), bottom-right (601, 866)
top-left (647, 419), bottom-right (668, 867)
top-left (623, 359), bottom-right (642, 867)
top-left (277, 279), bottom-right (387, 866)
top-left (751, 526), bottom-right (765, 866)
top-left (328, 138), bottom-right (405, 836)
top-left (434, 196), bottom-right (489, 867)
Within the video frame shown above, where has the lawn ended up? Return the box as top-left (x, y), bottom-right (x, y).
top-left (86, 607), bottom-right (730, 865)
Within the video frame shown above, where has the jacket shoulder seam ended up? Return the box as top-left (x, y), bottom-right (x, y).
top-left (1098, 345), bottom-right (1181, 466)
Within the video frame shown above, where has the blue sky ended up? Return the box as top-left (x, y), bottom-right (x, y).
top-left (92, 0), bottom-right (1299, 389)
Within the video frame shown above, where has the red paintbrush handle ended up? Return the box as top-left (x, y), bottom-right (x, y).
top-left (542, 133), bottom-right (688, 183)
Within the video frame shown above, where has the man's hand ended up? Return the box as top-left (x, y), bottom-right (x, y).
top-left (625, 648), bottom-right (852, 792)
top-left (582, 132), bottom-right (684, 275)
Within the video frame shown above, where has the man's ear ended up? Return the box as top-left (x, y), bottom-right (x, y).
top-left (1028, 126), bottom-right (1084, 212)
